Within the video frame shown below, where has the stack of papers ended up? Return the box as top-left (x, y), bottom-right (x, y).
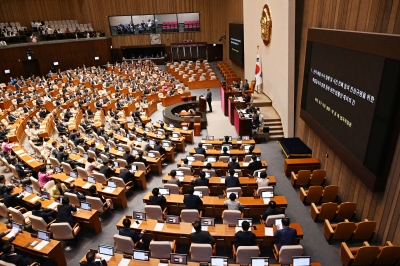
top-left (102, 187), bottom-right (116, 193)
top-left (34, 241), bottom-right (49, 250)
top-left (118, 259), bottom-right (131, 266)
top-left (154, 223), bottom-right (164, 231)
top-left (220, 178), bottom-right (225, 183)
top-left (178, 176), bottom-right (184, 182)
top-left (65, 177), bottom-right (75, 183)
top-left (5, 229), bottom-right (17, 238)
top-left (82, 183), bottom-right (92, 189)
top-left (47, 202), bottom-right (60, 209)
top-left (29, 196), bottom-right (41, 203)
top-left (243, 162), bottom-right (249, 167)
top-left (263, 198), bottom-right (271, 204)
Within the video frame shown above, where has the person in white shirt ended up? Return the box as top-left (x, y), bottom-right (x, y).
top-left (224, 192), bottom-right (243, 210)
top-left (256, 171), bottom-right (270, 188)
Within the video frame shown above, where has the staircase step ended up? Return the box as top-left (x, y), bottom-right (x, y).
top-left (269, 130), bottom-right (284, 136)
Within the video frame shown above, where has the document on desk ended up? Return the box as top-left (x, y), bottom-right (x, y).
top-left (82, 183), bottom-right (92, 189)
top-left (265, 227), bottom-right (274, 236)
top-left (122, 138), bottom-right (129, 142)
top-left (34, 240), bottom-right (49, 250)
top-left (201, 140), bottom-right (205, 143)
top-left (220, 178), bottom-right (225, 183)
top-left (47, 202), bottom-right (60, 210)
top-left (102, 187), bottom-right (116, 193)
top-left (78, 158), bottom-right (85, 163)
top-left (263, 198), bottom-right (271, 204)
top-left (27, 159), bottom-right (36, 163)
top-left (178, 176), bottom-right (184, 182)
top-left (130, 220), bottom-right (142, 229)
top-left (15, 149), bottom-right (25, 155)
top-left (118, 258), bottom-right (131, 266)
top-left (65, 177), bottom-right (75, 183)
top-left (237, 141), bottom-right (242, 144)
top-left (29, 196), bottom-right (41, 203)
top-left (5, 228), bottom-right (18, 238)
top-left (154, 223), bottom-right (164, 231)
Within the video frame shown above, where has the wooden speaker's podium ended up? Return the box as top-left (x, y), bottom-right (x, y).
top-left (198, 96), bottom-right (206, 112)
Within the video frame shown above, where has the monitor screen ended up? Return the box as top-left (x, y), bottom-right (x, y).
top-left (133, 211), bottom-right (146, 221)
top-left (193, 190), bottom-right (203, 198)
top-left (25, 185), bottom-right (33, 194)
top-left (114, 162), bottom-right (119, 168)
top-left (70, 171), bottom-right (77, 178)
top-left (207, 156), bottom-right (216, 162)
top-left (200, 217), bottom-right (215, 226)
top-left (157, 130), bottom-right (164, 135)
top-left (163, 142), bottom-right (170, 147)
top-left (172, 133), bottom-right (179, 138)
top-left (71, 148), bottom-right (77, 154)
top-left (4, 69), bottom-right (10, 74)
top-left (145, 128), bottom-right (150, 132)
top-left (98, 244), bottom-right (114, 256)
top-left (243, 145), bottom-right (251, 151)
top-left (169, 124), bottom-right (174, 128)
top-left (149, 139), bottom-right (156, 145)
top-left (170, 253), bottom-right (187, 265)
top-left (133, 250), bottom-right (149, 261)
top-left (88, 176), bottom-right (96, 183)
top-left (176, 170), bottom-right (184, 176)
top-left (237, 218), bottom-right (252, 227)
top-left (96, 139), bottom-right (101, 144)
top-left (204, 172), bottom-right (211, 178)
top-left (97, 158), bottom-right (103, 163)
top-left (132, 149), bottom-right (139, 155)
top-left (107, 143), bottom-right (111, 147)
top-left (251, 257), bottom-right (269, 266)
top-left (148, 152), bottom-right (155, 158)
top-left (118, 146), bottom-right (124, 152)
top-left (206, 136), bottom-right (214, 141)
top-left (292, 256), bottom-right (311, 266)
top-left (131, 164), bottom-right (138, 171)
top-left (166, 215), bottom-right (180, 224)
top-left (210, 257), bottom-right (228, 266)
top-left (94, 56), bottom-right (100, 61)
top-left (136, 137), bottom-right (142, 142)
top-left (37, 230), bottom-right (50, 241)
top-left (12, 222), bottom-right (22, 233)
top-left (83, 153), bottom-right (89, 159)
top-left (41, 191), bottom-right (49, 199)
top-left (53, 62), bottom-right (59, 66)
top-left (261, 191), bottom-right (274, 198)
top-left (54, 166), bottom-right (61, 173)
top-left (159, 188), bottom-right (170, 195)
top-left (182, 126), bottom-right (188, 131)
top-left (108, 180), bottom-right (117, 188)
top-left (242, 136), bottom-right (249, 140)
top-left (81, 201), bottom-right (91, 210)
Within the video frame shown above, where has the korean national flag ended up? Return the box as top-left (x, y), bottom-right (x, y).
top-left (255, 51), bottom-right (263, 86)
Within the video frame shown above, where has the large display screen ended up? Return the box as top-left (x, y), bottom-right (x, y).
top-left (229, 23), bottom-right (244, 67)
top-left (301, 29), bottom-right (400, 191)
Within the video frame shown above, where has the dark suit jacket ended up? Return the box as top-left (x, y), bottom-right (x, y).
top-left (0, 232), bottom-right (15, 252)
top-left (135, 157), bottom-right (147, 167)
top-left (194, 147), bottom-right (206, 155)
top-left (225, 176), bottom-right (240, 188)
top-left (149, 195), bottom-right (166, 207)
top-left (228, 162), bottom-right (240, 170)
top-left (190, 230), bottom-right (215, 244)
top-left (119, 227), bottom-right (143, 243)
top-left (89, 192), bottom-right (106, 204)
top-left (191, 178), bottom-right (209, 187)
top-left (123, 153), bottom-right (135, 165)
top-left (248, 161), bottom-right (263, 175)
top-left (235, 231), bottom-right (256, 247)
top-left (274, 227), bottom-right (297, 250)
top-left (262, 208), bottom-right (284, 221)
top-left (56, 151), bottom-right (64, 162)
top-left (99, 165), bottom-right (115, 178)
top-left (32, 209), bottom-right (55, 223)
top-left (120, 169), bottom-right (135, 183)
top-left (8, 115), bottom-right (17, 123)
top-left (206, 91), bottom-right (212, 102)
top-left (3, 192), bottom-right (19, 208)
top-left (154, 144), bottom-right (165, 154)
top-left (56, 204), bottom-right (77, 227)
top-left (183, 194), bottom-right (203, 210)
top-left (0, 253), bottom-right (33, 266)
top-left (80, 260), bottom-right (107, 266)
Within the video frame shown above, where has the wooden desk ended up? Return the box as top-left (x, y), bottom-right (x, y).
top-left (188, 148), bottom-right (261, 160)
top-left (143, 192), bottom-right (287, 217)
top-left (234, 109), bottom-right (253, 137)
top-left (220, 85), bottom-right (242, 116)
top-left (12, 146), bottom-right (44, 172)
top-left (154, 123), bottom-right (194, 144)
top-left (228, 98), bottom-right (247, 125)
top-left (143, 100), bottom-right (158, 117)
top-left (284, 158), bottom-right (321, 176)
top-left (160, 93), bottom-right (191, 107)
top-left (161, 174), bottom-right (275, 196)
top-left (52, 173), bottom-right (128, 209)
top-left (0, 99), bottom-right (13, 109)
top-left (131, 128), bottom-right (186, 152)
top-left (0, 223), bottom-right (67, 266)
top-left (200, 138), bottom-right (256, 146)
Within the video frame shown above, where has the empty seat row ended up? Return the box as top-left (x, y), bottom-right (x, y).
top-left (311, 202), bottom-right (356, 222)
top-left (300, 185), bottom-right (338, 204)
top-left (324, 219), bottom-right (376, 242)
top-left (291, 169), bottom-right (326, 187)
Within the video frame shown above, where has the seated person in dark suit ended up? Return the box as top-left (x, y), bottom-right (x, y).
top-left (69, 129), bottom-right (78, 141)
top-left (62, 152), bottom-right (77, 169)
top-left (80, 250), bottom-right (107, 266)
top-left (183, 186), bottom-right (203, 210)
top-left (252, 110), bottom-right (260, 129)
top-left (0, 229), bottom-right (17, 253)
top-left (245, 145), bottom-right (255, 155)
top-left (234, 220), bottom-right (256, 247)
top-left (56, 146), bottom-right (65, 162)
top-left (56, 121), bottom-right (68, 135)
top-left (228, 157), bottom-right (240, 170)
top-left (191, 171), bottom-right (209, 187)
top-left (65, 184), bottom-right (86, 201)
top-left (3, 186), bottom-right (20, 208)
top-left (248, 155), bottom-right (263, 175)
top-left (261, 200), bottom-right (284, 221)
top-left (7, 113), bottom-right (18, 123)
top-left (88, 185), bottom-right (114, 210)
top-left (221, 146), bottom-right (230, 157)
top-left (194, 143), bottom-right (206, 155)
top-left (135, 151), bottom-right (148, 167)
top-left (243, 93), bottom-right (251, 103)
top-left (32, 201), bottom-right (55, 224)
top-left (274, 218), bottom-right (297, 250)
top-left (99, 160), bottom-right (116, 178)
top-left (0, 175), bottom-right (7, 197)
top-left (56, 197), bottom-right (77, 227)
top-left (225, 169), bottom-right (240, 188)
top-left (119, 164), bottom-right (135, 184)
top-left (123, 149), bottom-right (135, 165)
top-left (190, 220), bottom-right (215, 244)
top-left (89, 143), bottom-right (100, 157)
top-left (119, 218), bottom-right (146, 249)
top-left (148, 187), bottom-right (166, 207)
top-left (1, 243), bottom-right (35, 266)
top-left (153, 140), bottom-right (165, 155)
top-left (222, 136), bottom-right (232, 145)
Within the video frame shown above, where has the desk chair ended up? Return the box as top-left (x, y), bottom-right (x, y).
top-left (190, 243), bottom-right (216, 261)
top-left (194, 154), bottom-right (205, 162)
top-left (92, 172), bottom-right (108, 185)
top-left (219, 156), bottom-right (230, 163)
top-left (202, 169), bottom-right (216, 177)
top-left (180, 209), bottom-right (202, 223)
top-left (178, 167), bottom-right (193, 176)
top-left (30, 177), bottom-right (41, 194)
top-left (61, 162), bottom-right (73, 175)
top-left (87, 150), bottom-right (97, 160)
top-left (49, 157), bottom-right (61, 168)
top-left (64, 192), bottom-right (81, 207)
top-left (10, 165), bottom-right (28, 184)
top-left (225, 187), bottom-right (242, 197)
top-left (43, 180), bottom-right (55, 193)
top-left (145, 205), bottom-right (167, 220)
top-left (290, 170), bottom-right (311, 187)
top-left (264, 214), bottom-right (286, 227)
top-left (340, 242), bottom-right (380, 266)
top-left (310, 169), bottom-right (326, 186)
top-left (76, 167), bottom-right (88, 180)
top-left (68, 140), bottom-right (76, 149)
top-left (300, 186), bottom-right (323, 204)
top-left (8, 207), bottom-right (32, 229)
top-left (149, 240), bottom-right (176, 259)
top-left (164, 184), bottom-right (181, 195)
top-left (321, 185), bottom-right (339, 203)
top-left (311, 202), bottom-right (338, 222)
top-left (114, 234), bottom-right (136, 254)
top-left (336, 202), bottom-right (357, 221)
top-left (50, 222), bottom-right (81, 251)
top-left (110, 177), bottom-right (134, 191)
top-left (194, 186), bottom-right (209, 196)
top-left (254, 186), bottom-right (274, 197)
top-left (352, 219), bottom-right (376, 241)
top-left (99, 137), bottom-right (107, 146)
top-left (374, 241), bottom-right (400, 265)
top-left (232, 245), bottom-right (260, 264)
top-left (0, 203), bottom-right (11, 222)
top-left (273, 244), bottom-right (303, 264)
top-left (85, 196), bottom-right (112, 221)
top-left (116, 158), bottom-right (127, 168)
top-left (133, 162), bottom-right (150, 175)
top-left (222, 210), bottom-right (242, 224)
top-left (30, 215), bottom-right (55, 233)
top-left (324, 219), bottom-right (356, 242)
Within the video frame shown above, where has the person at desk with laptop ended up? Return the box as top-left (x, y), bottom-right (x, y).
top-left (50, 179), bottom-right (67, 200)
top-left (190, 220), bottom-right (215, 245)
top-left (81, 250), bottom-right (107, 266)
top-left (119, 218), bottom-right (146, 250)
top-left (225, 169), bottom-right (240, 188)
top-left (88, 185), bottom-right (114, 210)
top-left (1, 243), bottom-right (36, 266)
top-left (32, 201), bottom-right (55, 224)
top-left (248, 155), bottom-right (263, 175)
top-left (183, 186), bottom-right (203, 210)
top-left (149, 188), bottom-right (166, 207)
top-left (274, 217), bottom-right (297, 250)
top-left (166, 170), bottom-right (180, 185)
top-left (235, 220), bottom-right (256, 247)
top-left (99, 160), bottom-right (116, 178)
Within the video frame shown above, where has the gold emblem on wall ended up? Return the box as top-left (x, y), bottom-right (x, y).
top-left (260, 4), bottom-right (272, 46)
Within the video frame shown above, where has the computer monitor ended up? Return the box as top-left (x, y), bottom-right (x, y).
top-left (70, 171), bottom-right (77, 178)
top-left (114, 161), bottom-right (119, 168)
top-left (242, 136), bottom-right (250, 140)
top-left (170, 253), bottom-right (187, 265)
top-left (165, 215), bottom-right (180, 224)
top-left (193, 190), bottom-right (203, 198)
top-left (71, 148), bottom-right (78, 154)
top-left (207, 156), bottom-right (216, 162)
top-left (149, 139), bottom-right (156, 145)
top-left (83, 153), bottom-right (89, 159)
top-left (159, 188), bottom-right (170, 195)
top-left (116, 131), bottom-right (121, 136)
top-left (136, 137), bottom-right (142, 142)
top-left (169, 124), bottom-right (174, 128)
top-left (96, 139), bottom-right (101, 144)
top-left (132, 149), bottom-right (139, 155)
top-left (97, 158), bottom-right (103, 163)
top-left (131, 165), bottom-right (138, 171)
top-left (204, 172), bottom-right (211, 178)
top-left (54, 166), bottom-right (61, 173)
top-left (133, 211), bottom-right (146, 221)
top-left (172, 133), bottom-right (179, 138)
top-left (237, 218), bottom-right (252, 227)
top-left (118, 146), bottom-right (124, 152)
top-left (261, 191), bottom-right (274, 198)
top-left (126, 134), bottom-right (130, 139)
top-left (107, 143), bottom-right (111, 148)
top-left (227, 191), bottom-right (239, 198)
top-left (182, 126), bottom-right (188, 131)
top-left (12, 222), bottom-right (22, 233)
top-left (210, 256), bottom-right (228, 266)
top-left (145, 127), bottom-right (150, 132)
top-left (98, 244), bottom-right (114, 257)
top-left (176, 170), bottom-right (184, 176)
top-left (200, 217), bottom-right (215, 226)
top-left (88, 176), bottom-right (96, 183)
top-left (206, 136), bottom-right (214, 141)
top-left (186, 156), bottom-right (195, 162)
top-left (41, 191), bottom-right (50, 199)
top-left (224, 136), bottom-right (232, 141)
top-left (243, 145), bottom-right (251, 152)
top-left (292, 256), bottom-right (311, 266)
top-left (107, 180), bottom-right (117, 188)
top-left (163, 142), bottom-right (170, 147)
top-left (37, 230), bottom-right (50, 241)
top-left (157, 130), bottom-right (164, 135)
top-left (251, 257), bottom-right (269, 266)
top-left (81, 201), bottom-right (91, 211)
top-left (133, 250), bottom-right (149, 261)
top-left (147, 152), bottom-right (155, 158)
top-left (25, 185), bottom-right (33, 194)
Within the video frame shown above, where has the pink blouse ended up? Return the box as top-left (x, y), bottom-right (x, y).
top-left (38, 172), bottom-right (52, 188)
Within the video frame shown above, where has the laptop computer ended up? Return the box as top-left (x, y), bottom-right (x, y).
top-left (133, 250), bottom-right (149, 261)
top-left (176, 170), bottom-right (184, 176)
top-left (157, 130), bottom-right (164, 135)
top-left (237, 218), bottom-right (252, 227)
top-left (242, 136), bottom-right (250, 140)
top-left (200, 217), bottom-right (215, 226)
top-left (41, 191), bottom-right (50, 199)
top-left (170, 253), bottom-right (187, 265)
top-left (81, 201), bottom-right (91, 211)
top-left (117, 146), bottom-right (124, 152)
top-left (70, 171), bottom-right (77, 178)
top-left (25, 185), bottom-right (33, 194)
top-left (87, 176), bottom-right (96, 184)
top-left (131, 164), bottom-right (138, 171)
top-left (149, 139), bottom-right (156, 145)
top-left (147, 152), bottom-right (156, 158)
top-left (261, 191), bottom-right (274, 198)
top-left (159, 188), bottom-right (170, 195)
top-left (163, 142), bottom-right (170, 147)
top-left (210, 256), bottom-right (228, 266)
top-left (114, 161), bottom-right (119, 168)
top-left (207, 156), bottom-right (216, 163)
top-left (132, 149), bottom-right (139, 155)
top-left (193, 190), bottom-right (203, 198)
top-left (136, 137), bottom-right (142, 142)
top-left (37, 230), bottom-right (50, 242)
top-left (145, 127), bottom-right (150, 132)
top-left (186, 156), bottom-right (195, 162)
top-left (204, 172), bottom-right (211, 178)
top-left (182, 126), bottom-right (188, 131)
top-left (292, 256), bottom-right (311, 266)
top-left (83, 153), bottom-right (89, 159)
top-left (107, 180), bottom-right (117, 188)
top-left (133, 211), bottom-right (146, 221)
top-left (166, 215), bottom-right (180, 224)
top-left (206, 136), bottom-right (214, 141)
top-left (98, 244), bottom-right (114, 262)
top-left (251, 257), bottom-right (269, 266)
top-left (172, 133), bottom-right (179, 138)
top-left (71, 148), bottom-right (78, 154)
top-left (97, 158), bottom-right (103, 164)
top-left (12, 222), bottom-right (23, 233)
top-left (54, 166), bottom-right (61, 173)
top-left (96, 139), bottom-right (101, 144)
top-left (169, 124), bottom-right (174, 128)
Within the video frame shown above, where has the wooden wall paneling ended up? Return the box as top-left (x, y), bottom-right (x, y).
top-left (375, 0), bottom-right (395, 32)
top-left (387, 0), bottom-right (400, 33)
top-left (393, 1), bottom-right (400, 33)
top-left (355, 0), bottom-right (372, 31)
top-left (347, 0), bottom-right (361, 30)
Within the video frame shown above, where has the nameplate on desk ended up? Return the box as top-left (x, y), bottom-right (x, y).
top-left (27, 159), bottom-right (37, 163)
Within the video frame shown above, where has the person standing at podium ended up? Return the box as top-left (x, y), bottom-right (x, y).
top-left (206, 88), bottom-right (212, 112)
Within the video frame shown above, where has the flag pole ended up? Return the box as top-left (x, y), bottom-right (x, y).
top-left (256, 45), bottom-right (260, 93)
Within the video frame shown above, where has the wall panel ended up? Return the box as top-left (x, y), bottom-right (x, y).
top-left (295, 0), bottom-right (400, 244)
